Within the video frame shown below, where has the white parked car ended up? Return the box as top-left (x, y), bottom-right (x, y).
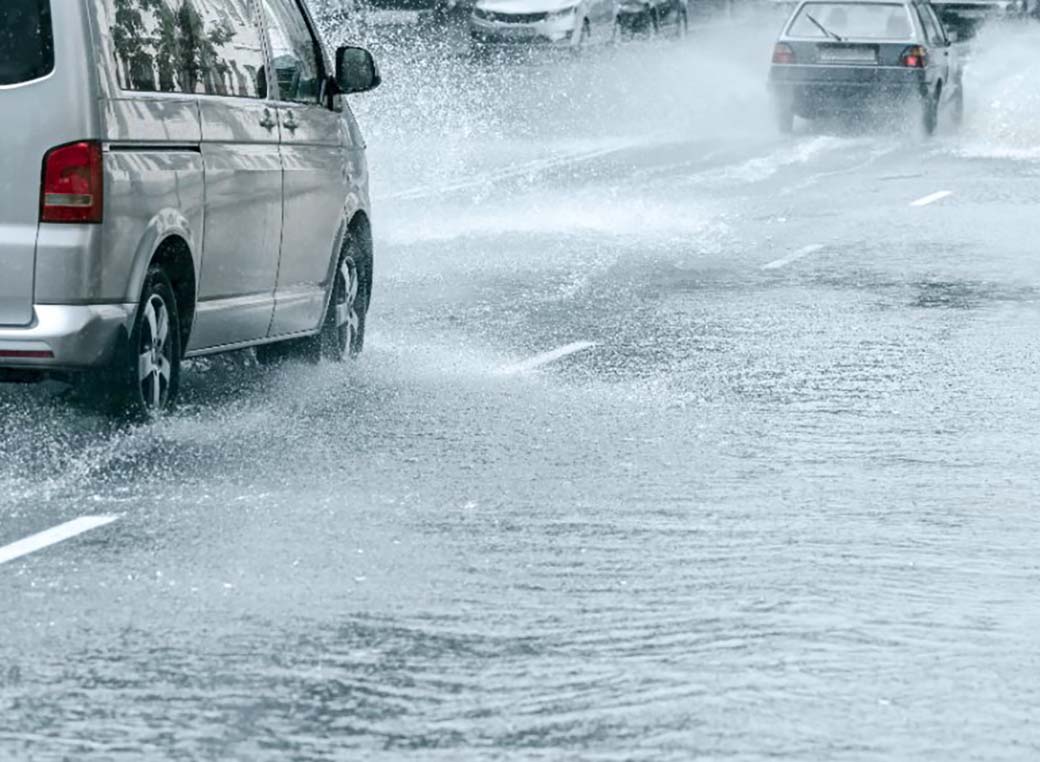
top-left (469, 0), bottom-right (618, 48)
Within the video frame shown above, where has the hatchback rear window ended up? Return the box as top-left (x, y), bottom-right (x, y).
top-left (0, 0), bottom-right (54, 86)
top-left (788, 2), bottom-right (914, 40)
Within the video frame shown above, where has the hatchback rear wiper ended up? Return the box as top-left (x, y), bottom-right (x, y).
top-left (805, 13), bottom-right (845, 41)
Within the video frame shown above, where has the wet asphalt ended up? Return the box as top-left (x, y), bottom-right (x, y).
top-left (3, 15), bottom-right (1040, 761)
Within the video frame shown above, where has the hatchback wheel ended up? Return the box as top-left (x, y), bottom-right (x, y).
top-left (922, 88), bottom-right (939, 136)
top-left (673, 6), bottom-right (688, 37)
top-left (650, 7), bottom-right (661, 34)
top-left (574, 18), bottom-right (591, 49)
top-left (951, 84), bottom-right (964, 129)
top-left (775, 99), bottom-right (795, 134)
top-left (611, 16), bottom-right (624, 44)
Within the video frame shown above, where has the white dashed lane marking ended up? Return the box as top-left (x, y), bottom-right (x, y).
top-left (910, 190), bottom-right (953, 207)
top-left (499, 341), bottom-right (597, 375)
top-left (762, 244), bottom-right (826, 271)
top-left (0, 516), bottom-right (119, 567)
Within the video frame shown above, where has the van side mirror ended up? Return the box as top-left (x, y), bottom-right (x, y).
top-left (946, 29), bottom-right (958, 43)
top-left (335, 46), bottom-right (381, 94)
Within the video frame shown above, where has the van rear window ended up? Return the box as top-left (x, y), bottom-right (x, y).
top-left (0, 0), bottom-right (54, 86)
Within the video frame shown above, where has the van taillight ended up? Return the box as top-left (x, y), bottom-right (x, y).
top-left (772, 43), bottom-right (796, 64)
top-left (901, 45), bottom-right (927, 68)
top-left (40, 141), bottom-right (103, 224)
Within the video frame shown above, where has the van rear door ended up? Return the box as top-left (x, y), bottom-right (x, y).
top-left (0, 0), bottom-right (57, 326)
top-left (0, 0), bottom-right (95, 326)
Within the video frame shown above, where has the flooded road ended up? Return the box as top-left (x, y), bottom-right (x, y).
top-left (3, 18), bottom-right (1040, 760)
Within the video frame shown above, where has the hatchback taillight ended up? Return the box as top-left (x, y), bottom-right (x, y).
top-left (772, 43), bottom-right (796, 64)
top-left (900, 45), bottom-right (927, 68)
top-left (40, 141), bottom-right (103, 224)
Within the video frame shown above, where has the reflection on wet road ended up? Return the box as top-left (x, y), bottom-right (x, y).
top-left (4, 17), bottom-right (1040, 761)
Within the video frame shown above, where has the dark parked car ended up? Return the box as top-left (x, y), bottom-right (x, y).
top-left (361, 0), bottom-right (475, 24)
top-left (768, 0), bottom-right (964, 135)
top-left (931, 0), bottom-right (1033, 43)
top-left (616, 0), bottom-right (688, 37)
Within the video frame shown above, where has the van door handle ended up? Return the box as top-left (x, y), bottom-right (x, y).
top-left (283, 112), bottom-right (299, 133)
top-left (259, 108), bottom-right (276, 131)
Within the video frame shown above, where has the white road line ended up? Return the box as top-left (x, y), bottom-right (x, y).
top-left (910, 190), bottom-right (953, 207)
top-left (382, 141), bottom-right (638, 202)
top-left (498, 341), bottom-right (597, 375)
top-left (762, 244), bottom-right (826, 271)
top-left (0, 515), bottom-right (119, 566)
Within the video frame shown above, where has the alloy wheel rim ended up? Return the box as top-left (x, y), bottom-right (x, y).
top-left (334, 258), bottom-right (360, 355)
top-left (137, 294), bottom-right (172, 412)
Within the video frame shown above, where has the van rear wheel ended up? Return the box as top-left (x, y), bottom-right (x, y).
top-left (97, 265), bottom-right (181, 419)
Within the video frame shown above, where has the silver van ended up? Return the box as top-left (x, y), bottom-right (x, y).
top-left (0, 0), bottom-right (380, 417)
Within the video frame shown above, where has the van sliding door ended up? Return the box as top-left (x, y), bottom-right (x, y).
top-left (258, 0), bottom-right (351, 338)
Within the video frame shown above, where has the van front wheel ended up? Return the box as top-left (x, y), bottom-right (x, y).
top-left (319, 244), bottom-right (366, 362)
top-left (255, 238), bottom-right (367, 366)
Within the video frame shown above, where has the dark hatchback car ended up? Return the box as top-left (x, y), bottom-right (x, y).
top-left (616, 0), bottom-right (688, 37)
top-left (933, 0), bottom-right (1035, 43)
top-left (769, 0), bottom-right (964, 135)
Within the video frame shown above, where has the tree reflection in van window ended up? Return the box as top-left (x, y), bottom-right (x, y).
top-left (108, 0), bottom-right (266, 98)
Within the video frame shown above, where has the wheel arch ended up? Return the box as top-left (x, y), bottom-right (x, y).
top-left (150, 237), bottom-right (197, 350)
top-left (127, 233), bottom-right (197, 352)
top-left (123, 209), bottom-right (200, 350)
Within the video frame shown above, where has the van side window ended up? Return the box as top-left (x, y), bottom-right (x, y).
top-left (105, 0), bottom-right (267, 98)
top-left (259, 0), bottom-right (323, 105)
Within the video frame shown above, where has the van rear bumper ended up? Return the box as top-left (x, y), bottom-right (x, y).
top-left (0, 304), bottom-right (135, 372)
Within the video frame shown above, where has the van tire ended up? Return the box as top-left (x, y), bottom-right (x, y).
top-left (319, 242), bottom-right (367, 361)
top-left (255, 235), bottom-right (368, 366)
top-left (100, 265), bottom-right (181, 420)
